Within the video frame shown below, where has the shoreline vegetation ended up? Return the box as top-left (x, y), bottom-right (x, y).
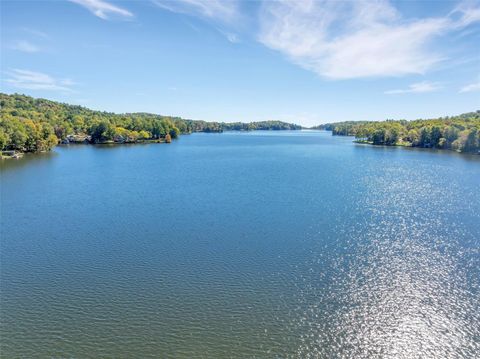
top-left (313, 113), bottom-right (480, 154)
top-left (1, 93), bottom-right (479, 158)
top-left (0, 93), bottom-right (301, 157)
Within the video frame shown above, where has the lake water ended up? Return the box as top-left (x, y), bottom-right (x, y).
top-left (1, 131), bottom-right (479, 358)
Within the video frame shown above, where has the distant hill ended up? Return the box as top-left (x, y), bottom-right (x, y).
top-left (0, 93), bottom-right (301, 153)
top-left (312, 112), bottom-right (480, 153)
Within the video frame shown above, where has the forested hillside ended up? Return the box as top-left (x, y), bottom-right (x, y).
top-left (0, 93), bottom-right (301, 153)
top-left (314, 112), bottom-right (480, 153)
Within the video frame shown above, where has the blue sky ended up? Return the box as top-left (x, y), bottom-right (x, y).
top-left (1, 0), bottom-right (479, 126)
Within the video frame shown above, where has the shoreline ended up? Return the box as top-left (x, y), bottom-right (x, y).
top-left (1, 129), bottom-right (305, 159)
top-left (352, 139), bottom-right (479, 155)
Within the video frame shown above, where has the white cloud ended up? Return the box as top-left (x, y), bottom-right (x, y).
top-left (70, 0), bottom-right (133, 20)
top-left (152, 0), bottom-right (241, 42)
top-left (258, 0), bottom-right (480, 79)
top-left (216, 29), bottom-right (240, 43)
top-left (4, 69), bottom-right (75, 92)
top-left (12, 40), bottom-right (40, 53)
top-left (385, 81), bottom-right (443, 95)
top-left (152, 0), bottom-right (239, 22)
top-left (225, 32), bottom-right (239, 43)
top-left (22, 28), bottom-right (49, 39)
top-left (450, 0), bottom-right (480, 27)
top-left (459, 81), bottom-right (480, 92)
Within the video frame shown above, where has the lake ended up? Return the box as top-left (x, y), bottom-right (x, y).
top-left (1, 131), bottom-right (479, 358)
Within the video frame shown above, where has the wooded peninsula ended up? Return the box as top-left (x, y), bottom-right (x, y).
top-left (314, 112), bottom-right (480, 154)
top-left (0, 93), bottom-right (301, 155)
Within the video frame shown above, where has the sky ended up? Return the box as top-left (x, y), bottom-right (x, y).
top-left (1, 0), bottom-right (479, 126)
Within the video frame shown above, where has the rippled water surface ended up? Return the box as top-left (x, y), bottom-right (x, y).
top-left (1, 131), bottom-right (479, 358)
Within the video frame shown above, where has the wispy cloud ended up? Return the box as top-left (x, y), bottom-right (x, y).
top-left (225, 32), bottom-right (239, 43)
top-left (385, 81), bottom-right (443, 95)
top-left (152, 0), bottom-right (241, 42)
top-left (217, 29), bottom-right (239, 43)
top-left (12, 40), bottom-right (40, 53)
top-left (151, 1), bottom-right (479, 79)
top-left (450, 0), bottom-right (480, 27)
top-left (152, 0), bottom-right (239, 23)
top-left (258, 0), bottom-right (480, 79)
top-left (459, 81), bottom-right (480, 92)
top-left (4, 69), bottom-right (75, 92)
top-left (21, 28), bottom-right (49, 39)
top-left (70, 0), bottom-right (133, 20)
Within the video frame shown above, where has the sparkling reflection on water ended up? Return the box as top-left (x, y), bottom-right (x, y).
top-left (1, 131), bottom-right (479, 358)
top-left (294, 163), bottom-right (480, 358)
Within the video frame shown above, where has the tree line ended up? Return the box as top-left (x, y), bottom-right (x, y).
top-left (314, 112), bottom-right (480, 153)
top-left (0, 93), bottom-right (301, 153)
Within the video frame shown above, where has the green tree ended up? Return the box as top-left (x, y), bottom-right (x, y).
top-left (464, 129), bottom-right (478, 152)
top-left (430, 126), bottom-right (442, 147)
top-left (0, 128), bottom-right (10, 150)
top-left (89, 121), bottom-right (114, 143)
